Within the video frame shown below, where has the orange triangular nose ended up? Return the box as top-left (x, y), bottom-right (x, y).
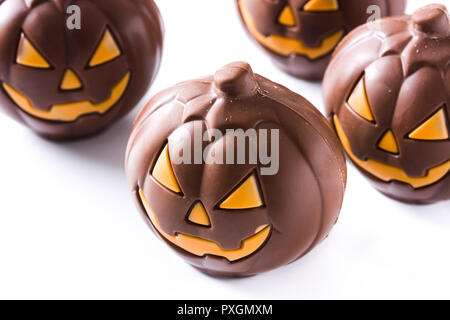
top-left (378, 130), bottom-right (399, 154)
top-left (187, 202), bottom-right (211, 227)
top-left (60, 69), bottom-right (82, 90)
top-left (278, 6), bottom-right (296, 26)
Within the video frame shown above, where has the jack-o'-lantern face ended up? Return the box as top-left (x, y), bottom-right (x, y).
top-left (324, 4), bottom-right (450, 203)
top-left (2, 28), bottom-right (130, 122)
top-left (138, 141), bottom-right (272, 262)
top-left (237, 0), bottom-right (406, 80)
top-left (0, 0), bottom-right (163, 139)
top-left (239, 0), bottom-right (344, 61)
top-left (333, 72), bottom-right (450, 189)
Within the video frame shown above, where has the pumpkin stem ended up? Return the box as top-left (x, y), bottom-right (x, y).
top-left (213, 62), bottom-right (258, 98)
top-left (412, 4), bottom-right (450, 38)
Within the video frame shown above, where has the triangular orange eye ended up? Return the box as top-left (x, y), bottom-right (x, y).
top-left (304, 0), bottom-right (339, 11)
top-left (219, 173), bottom-right (264, 210)
top-left (408, 108), bottom-right (449, 141)
top-left (278, 6), bottom-right (296, 26)
top-left (88, 29), bottom-right (121, 67)
top-left (152, 144), bottom-right (182, 194)
top-left (16, 33), bottom-right (51, 69)
top-left (347, 77), bottom-right (375, 123)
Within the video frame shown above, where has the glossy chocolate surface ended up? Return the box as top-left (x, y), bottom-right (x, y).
top-left (0, 0), bottom-right (163, 140)
top-left (126, 62), bottom-right (347, 277)
top-left (324, 4), bottom-right (450, 204)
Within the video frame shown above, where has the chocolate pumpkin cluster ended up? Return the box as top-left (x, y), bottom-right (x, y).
top-left (126, 62), bottom-right (347, 277)
top-left (0, 0), bottom-right (163, 140)
top-left (324, 4), bottom-right (450, 204)
top-left (236, 0), bottom-right (406, 80)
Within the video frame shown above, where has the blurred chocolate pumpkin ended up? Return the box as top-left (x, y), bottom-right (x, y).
top-left (237, 0), bottom-right (406, 80)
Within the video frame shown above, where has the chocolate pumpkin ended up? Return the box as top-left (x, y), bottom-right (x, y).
top-left (324, 4), bottom-right (450, 204)
top-left (0, 0), bottom-right (163, 140)
top-left (126, 62), bottom-right (347, 277)
top-left (237, 0), bottom-right (406, 80)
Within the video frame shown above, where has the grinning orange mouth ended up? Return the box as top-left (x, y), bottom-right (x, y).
top-left (239, 0), bottom-right (344, 60)
top-left (139, 190), bottom-right (271, 262)
top-left (333, 115), bottom-right (450, 188)
top-left (2, 72), bottom-right (130, 122)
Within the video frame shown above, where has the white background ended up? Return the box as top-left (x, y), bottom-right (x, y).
top-left (0, 0), bottom-right (448, 300)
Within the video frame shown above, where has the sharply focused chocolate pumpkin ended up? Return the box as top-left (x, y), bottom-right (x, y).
top-left (324, 4), bottom-right (450, 204)
top-left (126, 62), bottom-right (347, 277)
top-left (0, 0), bottom-right (163, 140)
top-left (237, 0), bottom-right (406, 80)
